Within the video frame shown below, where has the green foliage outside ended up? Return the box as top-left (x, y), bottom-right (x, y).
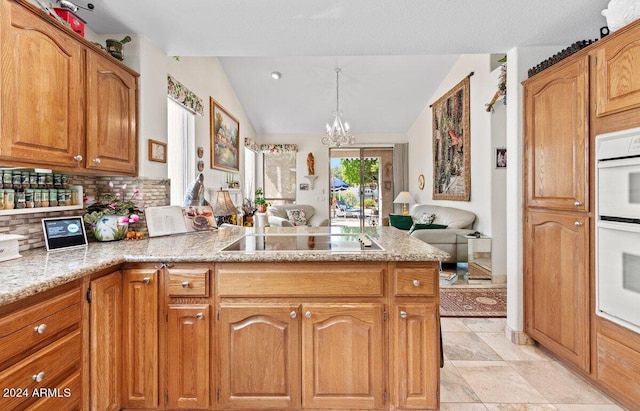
top-left (340, 159), bottom-right (379, 187)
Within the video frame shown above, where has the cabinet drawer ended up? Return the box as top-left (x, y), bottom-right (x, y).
top-left (0, 331), bottom-right (81, 410)
top-left (29, 372), bottom-right (81, 411)
top-left (597, 333), bottom-right (640, 406)
top-left (0, 289), bottom-right (80, 366)
top-left (167, 268), bottom-right (209, 297)
top-left (217, 263), bottom-right (384, 297)
top-left (393, 266), bottom-right (437, 296)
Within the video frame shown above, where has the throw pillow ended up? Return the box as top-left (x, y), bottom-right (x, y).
top-left (389, 214), bottom-right (413, 230)
top-left (286, 208), bottom-right (307, 226)
top-left (417, 213), bottom-right (436, 224)
top-left (409, 223), bottom-right (448, 235)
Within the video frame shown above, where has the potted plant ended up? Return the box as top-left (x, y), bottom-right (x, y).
top-left (255, 188), bottom-right (269, 213)
top-left (83, 181), bottom-right (143, 241)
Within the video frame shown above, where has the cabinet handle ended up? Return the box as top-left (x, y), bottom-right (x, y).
top-left (305, 311), bottom-right (312, 319)
top-left (73, 155), bottom-right (83, 162)
top-left (574, 221), bottom-right (583, 227)
top-left (290, 311), bottom-right (297, 319)
top-left (412, 279), bottom-right (421, 287)
top-left (143, 277), bottom-right (151, 284)
top-left (574, 201), bottom-right (583, 207)
top-left (33, 324), bottom-right (47, 334)
top-left (400, 311), bottom-right (407, 319)
top-left (196, 312), bottom-right (203, 320)
top-left (32, 372), bottom-right (45, 382)
top-left (181, 281), bottom-right (189, 288)
top-left (92, 158), bottom-right (101, 165)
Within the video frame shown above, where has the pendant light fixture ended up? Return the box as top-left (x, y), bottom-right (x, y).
top-left (322, 68), bottom-right (355, 147)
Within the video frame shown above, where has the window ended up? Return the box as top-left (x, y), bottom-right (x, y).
top-left (263, 152), bottom-right (296, 201)
top-left (167, 98), bottom-right (195, 205)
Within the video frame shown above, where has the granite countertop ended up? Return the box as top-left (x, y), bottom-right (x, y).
top-left (0, 226), bottom-right (448, 307)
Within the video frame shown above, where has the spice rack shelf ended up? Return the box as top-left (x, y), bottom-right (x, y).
top-left (0, 185), bottom-right (84, 216)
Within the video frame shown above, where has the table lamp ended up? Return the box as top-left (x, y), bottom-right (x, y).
top-left (393, 191), bottom-right (415, 215)
top-left (213, 188), bottom-right (240, 225)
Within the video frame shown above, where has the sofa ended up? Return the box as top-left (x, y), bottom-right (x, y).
top-left (266, 204), bottom-right (329, 227)
top-left (398, 204), bottom-right (476, 263)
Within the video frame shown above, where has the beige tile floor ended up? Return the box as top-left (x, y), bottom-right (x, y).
top-left (440, 317), bottom-right (628, 410)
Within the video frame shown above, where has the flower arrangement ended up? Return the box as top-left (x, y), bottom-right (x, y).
top-left (83, 182), bottom-right (143, 241)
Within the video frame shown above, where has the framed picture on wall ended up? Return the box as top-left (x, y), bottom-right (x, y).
top-left (148, 139), bottom-right (167, 163)
top-left (496, 148), bottom-right (507, 168)
top-left (210, 97), bottom-right (240, 172)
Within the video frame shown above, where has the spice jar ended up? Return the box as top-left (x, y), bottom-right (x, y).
top-left (57, 189), bottom-right (65, 206)
top-left (45, 173), bottom-right (54, 189)
top-left (71, 188), bottom-right (79, 205)
top-left (21, 171), bottom-right (30, 189)
top-left (33, 189), bottom-right (42, 208)
top-left (12, 171), bottom-right (22, 190)
top-left (61, 174), bottom-right (69, 189)
top-left (29, 172), bottom-right (38, 188)
top-left (2, 171), bottom-right (12, 189)
top-left (53, 173), bottom-right (62, 189)
top-left (37, 173), bottom-right (46, 189)
top-left (15, 190), bottom-right (26, 209)
top-left (40, 188), bottom-right (49, 207)
top-left (49, 188), bottom-right (58, 207)
top-left (24, 189), bottom-right (34, 208)
top-left (0, 189), bottom-right (4, 210)
top-left (3, 189), bottom-right (14, 210)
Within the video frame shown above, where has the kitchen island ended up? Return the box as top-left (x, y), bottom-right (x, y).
top-left (0, 226), bottom-right (447, 411)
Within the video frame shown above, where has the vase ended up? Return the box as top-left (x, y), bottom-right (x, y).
top-left (91, 215), bottom-right (129, 242)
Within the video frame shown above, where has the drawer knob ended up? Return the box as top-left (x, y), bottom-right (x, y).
top-left (290, 311), bottom-right (297, 319)
top-left (196, 312), bottom-right (203, 320)
top-left (32, 372), bottom-right (45, 382)
top-left (305, 311), bottom-right (312, 319)
top-left (181, 281), bottom-right (189, 288)
top-left (92, 158), bottom-right (101, 165)
top-left (400, 311), bottom-right (408, 319)
top-left (574, 201), bottom-right (583, 207)
top-left (143, 277), bottom-right (151, 284)
top-left (574, 221), bottom-right (583, 227)
top-left (412, 279), bottom-right (421, 287)
top-left (33, 324), bottom-right (47, 334)
top-left (73, 154), bottom-right (83, 162)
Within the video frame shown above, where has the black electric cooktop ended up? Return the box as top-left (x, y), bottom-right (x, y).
top-left (221, 233), bottom-right (384, 252)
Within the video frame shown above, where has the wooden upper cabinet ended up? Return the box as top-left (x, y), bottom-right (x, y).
top-left (86, 50), bottom-right (137, 174)
top-left (595, 22), bottom-right (640, 117)
top-left (524, 56), bottom-right (589, 211)
top-left (524, 211), bottom-right (590, 372)
top-left (0, 0), bottom-right (84, 168)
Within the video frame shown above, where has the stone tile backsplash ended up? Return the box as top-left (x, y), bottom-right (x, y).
top-left (0, 174), bottom-right (170, 251)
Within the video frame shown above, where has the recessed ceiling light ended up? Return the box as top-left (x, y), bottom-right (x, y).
top-left (271, 71), bottom-right (282, 80)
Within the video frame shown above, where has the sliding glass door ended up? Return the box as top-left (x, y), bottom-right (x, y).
top-left (329, 148), bottom-right (394, 228)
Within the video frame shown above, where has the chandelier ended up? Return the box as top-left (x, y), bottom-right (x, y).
top-left (322, 68), bottom-right (355, 147)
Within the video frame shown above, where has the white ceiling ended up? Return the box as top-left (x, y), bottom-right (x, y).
top-left (75, 0), bottom-right (610, 135)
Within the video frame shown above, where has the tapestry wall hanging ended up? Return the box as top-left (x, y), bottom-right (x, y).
top-left (431, 75), bottom-right (471, 201)
top-left (210, 97), bottom-right (240, 172)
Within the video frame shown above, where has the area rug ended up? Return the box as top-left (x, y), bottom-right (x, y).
top-left (440, 287), bottom-right (506, 318)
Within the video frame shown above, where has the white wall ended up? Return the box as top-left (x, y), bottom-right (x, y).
top-left (491, 97), bottom-right (507, 277)
top-left (407, 54), bottom-right (497, 236)
top-left (85, 31), bottom-right (257, 196)
top-left (258, 133), bottom-right (407, 222)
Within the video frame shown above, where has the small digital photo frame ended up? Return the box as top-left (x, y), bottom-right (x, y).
top-left (42, 216), bottom-right (88, 251)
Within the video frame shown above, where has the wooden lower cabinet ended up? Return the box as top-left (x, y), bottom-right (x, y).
top-left (524, 211), bottom-right (590, 372)
top-left (167, 304), bottom-right (211, 409)
top-left (123, 268), bottom-right (159, 409)
top-left (89, 271), bottom-right (122, 411)
top-left (218, 304), bottom-right (300, 409)
top-left (391, 303), bottom-right (439, 409)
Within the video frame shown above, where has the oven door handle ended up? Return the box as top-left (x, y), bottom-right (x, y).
top-left (597, 220), bottom-right (640, 232)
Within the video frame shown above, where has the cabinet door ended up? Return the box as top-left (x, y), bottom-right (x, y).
top-left (218, 304), bottom-right (300, 409)
top-left (90, 271), bottom-right (122, 411)
top-left (595, 23), bottom-right (640, 116)
top-left (122, 268), bottom-right (158, 408)
top-left (166, 304), bottom-right (210, 409)
top-left (86, 50), bottom-right (137, 175)
top-left (0, 0), bottom-right (84, 168)
top-left (524, 56), bottom-right (589, 212)
top-left (301, 303), bottom-right (384, 410)
top-left (392, 303), bottom-right (439, 410)
top-left (524, 211), bottom-right (590, 372)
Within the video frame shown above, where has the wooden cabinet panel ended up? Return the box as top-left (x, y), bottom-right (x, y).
top-left (0, 0), bottom-right (84, 169)
top-left (392, 303), bottom-right (439, 409)
top-left (89, 271), bottom-right (122, 411)
top-left (86, 50), bottom-right (137, 174)
top-left (596, 331), bottom-right (640, 407)
top-left (167, 267), bottom-right (209, 297)
top-left (524, 211), bottom-right (590, 372)
top-left (166, 304), bottom-right (210, 409)
top-left (30, 371), bottom-right (81, 411)
top-left (524, 56), bottom-right (589, 211)
top-left (595, 22), bottom-right (640, 116)
top-left (218, 304), bottom-right (300, 409)
top-left (123, 268), bottom-right (158, 409)
top-left (393, 264), bottom-right (437, 296)
top-left (301, 303), bottom-right (384, 410)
